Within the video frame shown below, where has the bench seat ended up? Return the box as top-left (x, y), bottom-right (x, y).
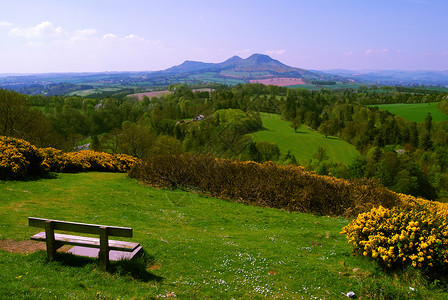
top-left (31, 232), bottom-right (140, 252)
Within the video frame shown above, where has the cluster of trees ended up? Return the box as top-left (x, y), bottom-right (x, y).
top-left (2, 84), bottom-right (448, 200)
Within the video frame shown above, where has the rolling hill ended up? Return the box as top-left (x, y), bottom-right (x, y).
top-left (159, 53), bottom-right (340, 86)
top-left (251, 113), bottom-right (359, 165)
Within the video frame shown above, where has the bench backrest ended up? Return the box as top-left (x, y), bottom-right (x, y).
top-left (28, 217), bottom-right (133, 238)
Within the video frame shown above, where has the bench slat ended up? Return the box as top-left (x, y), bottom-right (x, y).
top-left (29, 217), bottom-right (133, 238)
top-left (31, 232), bottom-right (139, 252)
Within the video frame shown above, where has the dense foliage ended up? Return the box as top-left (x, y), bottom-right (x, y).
top-left (129, 154), bottom-right (399, 217)
top-left (2, 83), bottom-right (448, 199)
top-left (0, 136), bottom-right (138, 179)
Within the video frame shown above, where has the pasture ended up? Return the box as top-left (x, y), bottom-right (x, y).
top-left (1, 172), bottom-right (446, 299)
top-left (370, 102), bottom-right (447, 123)
top-left (251, 113), bottom-right (359, 165)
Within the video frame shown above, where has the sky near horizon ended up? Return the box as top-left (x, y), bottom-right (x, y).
top-left (0, 0), bottom-right (447, 73)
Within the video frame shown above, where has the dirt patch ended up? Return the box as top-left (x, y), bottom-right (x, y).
top-left (0, 239), bottom-right (70, 254)
top-left (249, 77), bottom-right (306, 86)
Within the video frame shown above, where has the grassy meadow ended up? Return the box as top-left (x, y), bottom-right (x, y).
top-left (370, 102), bottom-right (447, 123)
top-left (2, 172), bottom-right (447, 299)
top-left (251, 113), bottom-right (359, 165)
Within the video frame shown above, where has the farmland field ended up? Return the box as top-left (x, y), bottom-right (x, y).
top-left (370, 102), bottom-right (447, 123)
top-left (251, 113), bottom-right (359, 165)
top-left (249, 77), bottom-right (306, 86)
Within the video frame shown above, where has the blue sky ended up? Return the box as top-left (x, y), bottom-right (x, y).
top-left (0, 0), bottom-right (447, 73)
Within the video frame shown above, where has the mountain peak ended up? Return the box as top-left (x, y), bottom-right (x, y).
top-left (246, 53), bottom-right (275, 62)
top-left (162, 53), bottom-right (307, 76)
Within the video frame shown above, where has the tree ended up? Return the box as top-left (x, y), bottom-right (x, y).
top-left (255, 141), bottom-right (280, 162)
top-left (290, 116), bottom-right (301, 133)
top-left (313, 146), bottom-right (329, 163)
top-left (117, 122), bottom-right (155, 158)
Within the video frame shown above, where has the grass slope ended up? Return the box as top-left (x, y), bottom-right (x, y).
top-left (2, 172), bottom-right (445, 299)
top-left (251, 113), bottom-right (359, 165)
top-left (370, 102), bottom-right (448, 123)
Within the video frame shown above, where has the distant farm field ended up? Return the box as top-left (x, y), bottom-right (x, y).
top-left (249, 77), bottom-right (305, 86)
top-left (251, 113), bottom-right (359, 165)
top-left (370, 102), bottom-right (447, 123)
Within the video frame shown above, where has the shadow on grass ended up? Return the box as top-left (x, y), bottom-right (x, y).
top-left (54, 250), bottom-right (163, 282)
top-left (22, 172), bottom-right (60, 182)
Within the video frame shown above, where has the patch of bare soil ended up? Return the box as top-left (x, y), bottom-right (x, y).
top-left (249, 77), bottom-right (306, 86)
top-left (0, 239), bottom-right (70, 254)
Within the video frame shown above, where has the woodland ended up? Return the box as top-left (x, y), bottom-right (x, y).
top-left (2, 83), bottom-right (448, 201)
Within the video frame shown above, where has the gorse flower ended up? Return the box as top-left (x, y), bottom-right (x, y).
top-left (0, 136), bottom-right (140, 179)
top-left (341, 194), bottom-right (448, 270)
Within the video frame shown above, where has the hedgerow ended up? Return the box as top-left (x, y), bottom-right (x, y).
top-left (0, 136), bottom-right (139, 179)
top-left (341, 194), bottom-right (448, 272)
top-left (129, 154), bottom-right (400, 217)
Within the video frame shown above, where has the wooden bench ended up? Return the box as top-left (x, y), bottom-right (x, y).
top-left (29, 217), bottom-right (141, 271)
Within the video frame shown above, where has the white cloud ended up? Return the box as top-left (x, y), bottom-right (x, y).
top-left (2, 21), bottom-right (170, 72)
top-left (265, 49), bottom-right (286, 56)
top-left (0, 21), bottom-right (13, 27)
top-left (9, 21), bottom-right (63, 39)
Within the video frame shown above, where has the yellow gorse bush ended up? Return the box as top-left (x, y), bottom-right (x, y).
top-left (341, 194), bottom-right (448, 270)
top-left (129, 154), bottom-right (400, 217)
top-left (0, 136), bottom-right (140, 179)
top-left (0, 136), bottom-right (45, 179)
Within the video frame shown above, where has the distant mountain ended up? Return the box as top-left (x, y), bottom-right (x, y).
top-left (322, 69), bottom-right (448, 86)
top-left (163, 53), bottom-right (311, 76)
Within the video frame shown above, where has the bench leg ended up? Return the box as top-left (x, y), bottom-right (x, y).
top-left (45, 220), bottom-right (56, 261)
top-left (99, 226), bottom-right (110, 271)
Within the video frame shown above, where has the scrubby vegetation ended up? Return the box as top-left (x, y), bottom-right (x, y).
top-left (0, 136), bottom-right (138, 179)
top-left (129, 153), bottom-right (399, 217)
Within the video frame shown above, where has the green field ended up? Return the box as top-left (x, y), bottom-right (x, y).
top-left (67, 87), bottom-right (125, 96)
top-left (370, 102), bottom-right (448, 123)
top-left (219, 70), bottom-right (270, 77)
top-left (251, 113), bottom-right (359, 165)
top-left (188, 72), bottom-right (245, 85)
top-left (1, 172), bottom-right (445, 299)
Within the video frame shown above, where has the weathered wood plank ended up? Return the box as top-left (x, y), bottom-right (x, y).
top-left (29, 217), bottom-right (133, 238)
top-left (99, 226), bottom-right (109, 271)
top-left (31, 232), bottom-right (139, 252)
top-left (45, 220), bottom-right (56, 261)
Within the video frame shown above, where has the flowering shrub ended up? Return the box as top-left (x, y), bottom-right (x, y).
top-left (341, 194), bottom-right (448, 271)
top-left (62, 150), bottom-right (139, 173)
top-left (0, 136), bottom-right (46, 179)
top-left (39, 147), bottom-right (66, 172)
top-left (1, 136), bottom-right (140, 179)
top-left (129, 154), bottom-right (400, 217)
top-left (0, 142), bottom-right (29, 179)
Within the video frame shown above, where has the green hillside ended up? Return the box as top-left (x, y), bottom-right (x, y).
top-left (251, 113), bottom-right (359, 165)
top-left (2, 172), bottom-right (446, 299)
top-left (370, 102), bottom-right (448, 123)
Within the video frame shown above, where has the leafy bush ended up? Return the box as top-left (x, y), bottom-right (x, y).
top-left (0, 136), bottom-right (46, 179)
top-left (129, 154), bottom-right (400, 217)
top-left (1, 136), bottom-right (140, 179)
top-left (341, 194), bottom-right (448, 272)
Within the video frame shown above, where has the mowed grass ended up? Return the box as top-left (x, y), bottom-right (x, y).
top-left (371, 102), bottom-right (448, 123)
top-left (251, 113), bottom-right (359, 165)
top-left (1, 172), bottom-right (447, 299)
